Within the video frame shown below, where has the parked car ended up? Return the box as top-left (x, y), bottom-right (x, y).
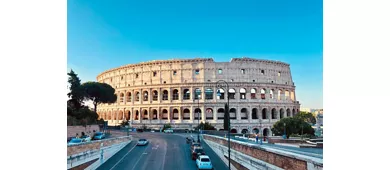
top-left (80, 135), bottom-right (92, 142)
top-left (137, 129), bottom-right (144, 133)
top-left (93, 132), bottom-right (106, 140)
top-left (137, 139), bottom-right (149, 146)
top-left (67, 138), bottom-right (83, 146)
top-left (186, 137), bottom-right (193, 144)
top-left (164, 129), bottom-right (173, 133)
top-left (196, 155), bottom-right (213, 170)
top-left (191, 146), bottom-right (205, 160)
top-left (151, 130), bottom-right (155, 133)
top-left (190, 142), bottom-right (201, 151)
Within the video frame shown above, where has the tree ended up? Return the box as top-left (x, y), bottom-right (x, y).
top-left (223, 103), bottom-right (229, 130)
top-left (162, 124), bottom-right (172, 131)
top-left (295, 111), bottom-right (316, 125)
top-left (195, 122), bottom-right (216, 130)
top-left (67, 70), bottom-right (84, 110)
top-left (271, 117), bottom-right (315, 139)
top-left (81, 82), bottom-right (117, 113)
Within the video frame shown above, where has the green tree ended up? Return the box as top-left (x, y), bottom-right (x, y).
top-left (162, 124), bottom-right (172, 131)
top-left (295, 111), bottom-right (316, 125)
top-left (67, 70), bottom-right (84, 110)
top-left (271, 117), bottom-right (315, 139)
top-left (81, 82), bottom-right (117, 113)
top-left (196, 122), bottom-right (216, 130)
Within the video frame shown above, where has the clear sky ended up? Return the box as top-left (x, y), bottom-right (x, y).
top-left (67, 0), bottom-right (323, 109)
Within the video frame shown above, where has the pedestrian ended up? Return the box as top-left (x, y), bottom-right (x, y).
top-left (256, 134), bottom-right (259, 143)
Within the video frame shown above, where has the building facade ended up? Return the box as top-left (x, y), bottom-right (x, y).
top-left (96, 58), bottom-right (300, 135)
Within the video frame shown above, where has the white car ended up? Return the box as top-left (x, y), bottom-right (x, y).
top-left (80, 135), bottom-right (92, 142)
top-left (164, 129), bottom-right (173, 133)
top-left (137, 139), bottom-right (149, 146)
top-left (151, 130), bottom-right (155, 133)
top-left (196, 155), bottom-right (213, 170)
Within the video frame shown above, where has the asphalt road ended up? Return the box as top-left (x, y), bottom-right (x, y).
top-left (96, 132), bottom-right (228, 170)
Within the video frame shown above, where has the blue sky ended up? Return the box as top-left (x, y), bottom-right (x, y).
top-left (68, 0), bottom-right (323, 109)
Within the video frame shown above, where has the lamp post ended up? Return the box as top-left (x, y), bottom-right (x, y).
top-left (216, 80), bottom-right (230, 170)
top-left (194, 89), bottom-right (201, 143)
top-left (259, 106), bottom-right (262, 145)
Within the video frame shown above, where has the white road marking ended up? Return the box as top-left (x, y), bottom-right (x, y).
top-left (109, 142), bottom-right (138, 170)
top-left (130, 145), bottom-right (149, 170)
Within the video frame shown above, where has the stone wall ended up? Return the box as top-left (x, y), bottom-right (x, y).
top-left (67, 136), bottom-right (131, 156)
top-left (67, 125), bottom-right (101, 139)
top-left (203, 135), bottom-right (322, 170)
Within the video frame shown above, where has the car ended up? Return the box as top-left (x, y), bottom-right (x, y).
top-left (137, 129), bottom-right (144, 133)
top-left (191, 146), bottom-right (205, 160)
top-left (196, 155), bottom-right (213, 170)
top-left (186, 137), bottom-right (192, 144)
top-left (137, 139), bottom-right (149, 146)
top-left (80, 135), bottom-right (92, 142)
top-left (190, 142), bottom-right (201, 151)
top-left (93, 132), bottom-right (105, 140)
top-left (164, 129), bottom-right (173, 133)
top-left (67, 138), bottom-right (83, 146)
top-left (151, 130), bottom-right (155, 133)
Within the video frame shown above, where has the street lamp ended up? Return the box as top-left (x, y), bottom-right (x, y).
top-left (194, 89), bottom-right (201, 143)
top-left (216, 80), bottom-right (231, 170)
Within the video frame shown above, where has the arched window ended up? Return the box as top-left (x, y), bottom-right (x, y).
top-left (206, 108), bottom-right (213, 120)
top-left (152, 90), bottom-right (158, 101)
top-left (250, 88), bottom-right (256, 99)
top-left (262, 108), bottom-right (267, 119)
top-left (126, 92), bottom-right (132, 102)
top-left (152, 109), bottom-right (158, 119)
top-left (285, 90), bottom-right (290, 100)
top-left (253, 128), bottom-right (259, 134)
top-left (143, 91), bottom-right (148, 101)
top-left (252, 108), bottom-right (258, 119)
top-left (135, 91), bottom-right (140, 101)
top-left (292, 109), bottom-right (296, 116)
top-left (194, 108), bottom-right (202, 119)
top-left (172, 89), bottom-right (179, 100)
top-left (134, 110), bottom-right (139, 120)
top-left (162, 90), bottom-right (168, 100)
top-left (217, 88), bottom-right (225, 100)
top-left (272, 108), bottom-right (277, 119)
top-left (143, 110), bottom-right (148, 120)
top-left (229, 108), bottom-right (237, 119)
top-left (173, 109), bottom-right (179, 119)
top-left (260, 89), bottom-right (266, 100)
top-left (287, 108), bottom-right (291, 117)
top-left (241, 129), bottom-right (248, 134)
top-left (194, 88), bottom-right (202, 100)
top-left (205, 88), bottom-right (213, 100)
top-left (290, 91), bottom-right (295, 101)
top-left (263, 128), bottom-right (269, 136)
top-left (162, 109), bottom-right (168, 119)
top-left (230, 129), bottom-right (238, 133)
top-left (240, 88), bottom-right (246, 99)
top-left (228, 89), bottom-right (236, 99)
top-left (125, 111), bottom-right (131, 120)
top-left (278, 89), bottom-right (282, 100)
top-left (183, 89), bottom-right (190, 100)
top-left (240, 108), bottom-right (248, 119)
top-left (280, 108), bottom-right (285, 119)
top-left (107, 111), bottom-right (112, 120)
top-left (217, 108), bottom-right (225, 119)
top-left (270, 89), bottom-right (274, 99)
top-left (120, 93), bottom-right (124, 102)
top-left (183, 109), bottom-right (190, 120)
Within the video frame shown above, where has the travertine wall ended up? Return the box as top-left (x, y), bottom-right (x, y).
top-left (67, 125), bottom-right (100, 138)
top-left (67, 136), bottom-right (131, 156)
top-left (95, 58), bottom-right (300, 132)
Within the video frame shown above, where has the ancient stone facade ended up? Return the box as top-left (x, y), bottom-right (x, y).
top-left (96, 58), bottom-right (300, 135)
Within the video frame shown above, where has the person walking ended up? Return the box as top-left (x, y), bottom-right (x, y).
top-left (256, 134), bottom-right (259, 143)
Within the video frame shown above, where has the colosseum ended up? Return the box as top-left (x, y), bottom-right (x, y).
top-left (96, 57), bottom-right (300, 136)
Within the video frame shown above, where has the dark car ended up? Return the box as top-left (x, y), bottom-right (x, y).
top-left (93, 132), bottom-right (106, 140)
top-left (137, 129), bottom-right (144, 133)
top-left (186, 137), bottom-right (194, 144)
top-left (191, 147), bottom-right (205, 160)
top-left (190, 142), bottom-right (201, 151)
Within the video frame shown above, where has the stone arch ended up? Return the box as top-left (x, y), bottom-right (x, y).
top-left (231, 129), bottom-right (238, 133)
top-left (263, 128), bottom-right (270, 136)
top-left (152, 109), bottom-right (158, 120)
top-left (217, 88), bottom-right (225, 100)
top-left (287, 108), bottom-right (291, 117)
top-left (252, 108), bottom-right (258, 119)
top-left (205, 88), bottom-right (213, 100)
top-left (143, 91), bottom-right (148, 101)
top-left (135, 91), bottom-right (140, 101)
top-left (118, 110), bottom-right (124, 120)
top-left (250, 88), bottom-right (257, 99)
top-left (107, 111), bottom-right (111, 120)
top-left (183, 89), bottom-right (190, 100)
top-left (206, 108), bottom-right (213, 120)
top-left (262, 108), bottom-right (267, 119)
top-left (173, 108), bottom-right (179, 120)
top-left (194, 108), bottom-right (202, 120)
top-left (229, 108), bottom-right (237, 119)
top-left (134, 110), bottom-right (139, 120)
top-left (162, 109), bottom-right (168, 119)
top-left (290, 91), bottom-right (295, 101)
top-left (241, 129), bottom-right (248, 134)
top-left (217, 108), bottom-right (225, 119)
top-left (183, 108), bottom-right (190, 120)
top-left (240, 108), bottom-right (248, 119)
top-left (162, 90), bottom-right (168, 100)
top-left (126, 92), bottom-right (132, 102)
top-left (120, 93), bottom-right (124, 102)
top-left (285, 90), bottom-right (290, 100)
top-left (239, 88), bottom-right (246, 99)
top-left (152, 90), bottom-right (158, 101)
top-left (228, 88), bottom-right (236, 99)
top-left (292, 109), bottom-right (296, 116)
top-left (272, 108), bottom-right (277, 119)
top-left (270, 89), bottom-right (274, 99)
top-left (194, 88), bottom-right (202, 100)
top-left (172, 89), bottom-right (179, 100)
top-left (260, 88), bottom-right (266, 99)
top-left (253, 128), bottom-right (259, 134)
top-left (280, 108), bottom-right (285, 119)
top-left (277, 89), bottom-right (282, 100)
top-left (125, 110), bottom-right (131, 120)
top-left (143, 110), bottom-right (148, 120)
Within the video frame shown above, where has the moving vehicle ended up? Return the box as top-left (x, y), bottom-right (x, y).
top-left (151, 130), bottom-right (155, 133)
top-left (191, 146), bottom-right (205, 160)
top-left (186, 137), bottom-right (193, 144)
top-left (80, 135), bottom-right (92, 142)
top-left (190, 142), bottom-right (201, 151)
top-left (67, 138), bottom-right (83, 146)
top-left (196, 155), bottom-right (213, 170)
top-left (137, 139), bottom-right (149, 146)
top-left (93, 132), bottom-right (105, 140)
top-left (164, 129), bottom-right (173, 133)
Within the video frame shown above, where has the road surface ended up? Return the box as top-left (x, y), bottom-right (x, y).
top-left (97, 132), bottom-right (228, 170)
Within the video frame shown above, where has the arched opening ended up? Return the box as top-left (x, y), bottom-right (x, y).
top-left (125, 111), bottom-right (130, 120)
top-left (206, 108), bottom-right (213, 120)
top-left (173, 109), bottom-right (179, 120)
top-left (172, 89), bottom-right (179, 100)
top-left (251, 88), bottom-right (257, 99)
top-left (152, 90), bottom-right (158, 101)
top-left (217, 108), bottom-right (225, 119)
top-left (285, 90), bottom-right (290, 100)
top-left (280, 108), bottom-right (285, 119)
top-left (278, 89), bottom-right (282, 100)
top-left (194, 88), bottom-right (202, 100)
top-left (231, 129), bottom-right (238, 133)
top-left (262, 108), bottom-right (267, 119)
top-left (239, 88), bottom-right (246, 99)
top-left (134, 110), bottom-right (139, 120)
top-left (120, 93), bottom-right (124, 102)
top-left (183, 89), bottom-right (190, 100)
top-left (152, 109), bottom-right (158, 120)
top-left (252, 108), bottom-right (258, 119)
top-left (113, 111), bottom-right (117, 120)
top-left (292, 109), bottom-right (296, 116)
top-left (253, 128), bottom-right (259, 134)
top-left (217, 88), bottom-right (225, 100)
top-left (162, 90), bottom-right (168, 100)
top-left (260, 89), bottom-right (266, 100)
top-left (263, 128), bottom-right (269, 136)
top-left (126, 92), bottom-right (132, 102)
top-left (162, 109), bottom-right (168, 119)
top-left (272, 108), bottom-right (277, 119)
top-left (194, 108), bottom-right (202, 120)
top-left (183, 109), bottom-right (190, 120)
top-left (240, 108), bottom-right (248, 119)
top-left (229, 108), bottom-right (237, 119)
top-left (135, 91), bottom-right (140, 101)
top-left (143, 91), bottom-right (148, 101)
top-left (228, 89), bottom-right (236, 99)
top-left (143, 110), bottom-right (148, 120)
top-left (205, 88), bottom-right (213, 100)
top-left (290, 91), bottom-right (295, 101)
top-left (270, 89), bottom-right (274, 99)
top-left (287, 108), bottom-right (291, 117)
top-left (241, 129), bottom-right (248, 134)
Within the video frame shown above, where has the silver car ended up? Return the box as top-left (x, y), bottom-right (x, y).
top-left (137, 139), bottom-right (149, 146)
